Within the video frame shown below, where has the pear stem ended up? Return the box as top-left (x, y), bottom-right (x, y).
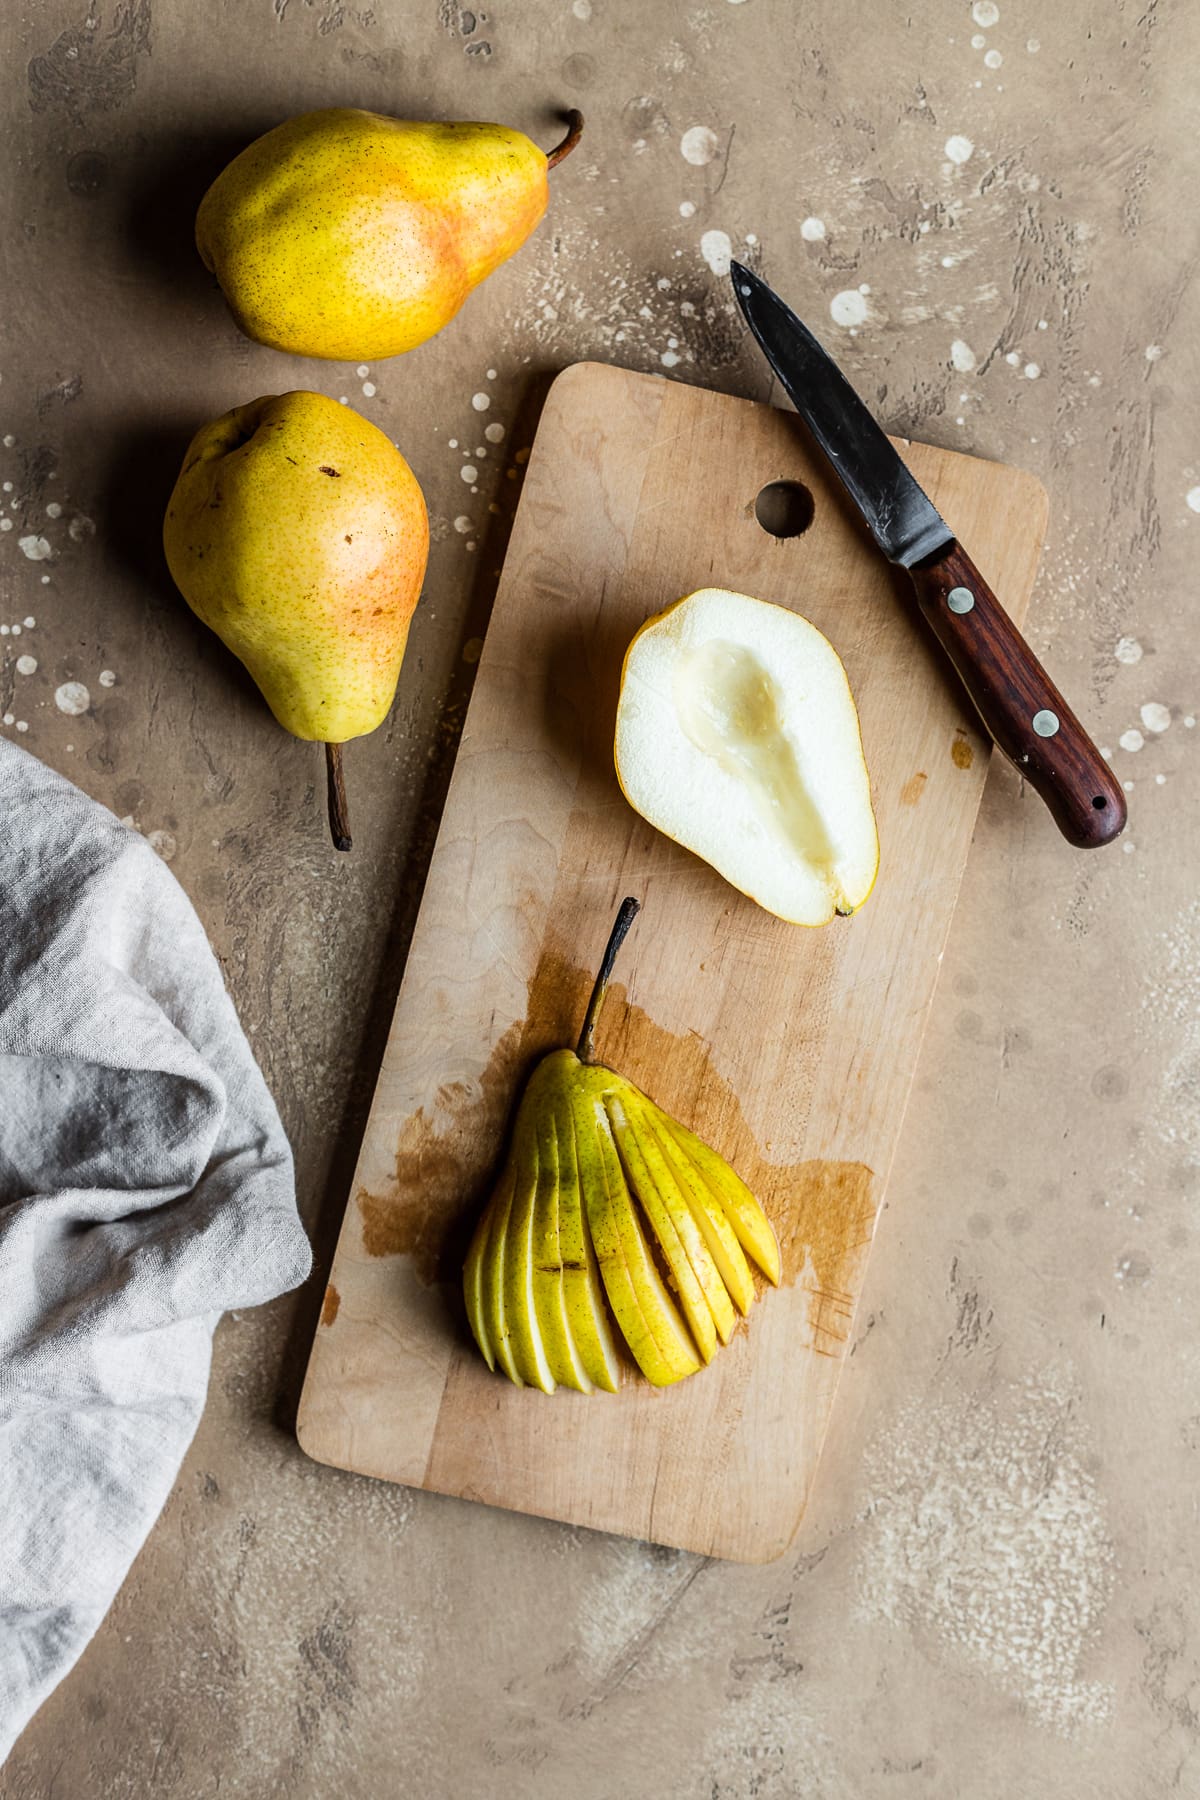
top-left (576, 896), bottom-right (640, 1063)
top-left (325, 742), bottom-right (352, 852)
top-left (546, 109), bottom-right (584, 170)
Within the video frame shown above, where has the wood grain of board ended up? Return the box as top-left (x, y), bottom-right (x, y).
top-left (297, 362), bottom-right (1048, 1562)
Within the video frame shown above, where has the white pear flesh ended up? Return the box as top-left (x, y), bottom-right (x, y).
top-left (615, 588), bottom-right (879, 926)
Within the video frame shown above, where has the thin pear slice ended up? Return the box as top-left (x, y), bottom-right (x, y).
top-left (501, 1102), bottom-right (557, 1392)
top-left (577, 1086), bottom-right (700, 1387)
top-left (645, 1108), bottom-right (757, 1315)
top-left (553, 1080), bottom-right (621, 1393)
top-left (463, 1205), bottom-right (495, 1371)
top-left (529, 1085), bottom-right (593, 1393)
top-left (480, 1162), bottom-right (523, 1387)
top-left (606, 1090), bottom-right (722, 1362)
top-left (619, 1090), bottom-right (739, 1346)
top-left (665, 1115), bottom-right (782, 1285)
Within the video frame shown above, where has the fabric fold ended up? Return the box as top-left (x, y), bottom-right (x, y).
top-left (0, 739), bottom-right (311, 1763)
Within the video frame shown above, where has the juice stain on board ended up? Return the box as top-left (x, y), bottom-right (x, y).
top-left (354, 944), bottom-right (877, 1360)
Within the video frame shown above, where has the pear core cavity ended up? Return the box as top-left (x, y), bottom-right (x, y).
top-left (672, 637), bottom-right (839, 893)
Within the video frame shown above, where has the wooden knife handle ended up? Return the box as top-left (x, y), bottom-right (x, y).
top-left (908, 542), bottom-right (1127, 848)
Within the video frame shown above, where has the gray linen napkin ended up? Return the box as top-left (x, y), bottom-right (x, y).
top-left (0, 739), bottom-right (311, 1762)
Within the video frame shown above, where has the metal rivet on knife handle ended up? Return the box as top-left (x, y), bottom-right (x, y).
top-left (947, 586), bottom-right (975, 614)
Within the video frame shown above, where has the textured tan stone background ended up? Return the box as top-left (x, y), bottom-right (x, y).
top-left (2, 0), bottom-right (1198, 1793)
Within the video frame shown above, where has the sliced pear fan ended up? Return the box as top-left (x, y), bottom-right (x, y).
top-left (462, 899), bottom-right (781, 1392)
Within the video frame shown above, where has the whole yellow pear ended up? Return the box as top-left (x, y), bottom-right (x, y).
top-left (163, 392), bottom-right (428, 845)
top-left (195, 108), bottom-right (583, 361)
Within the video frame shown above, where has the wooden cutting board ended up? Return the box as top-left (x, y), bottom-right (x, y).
top-left (297, 362), bottom-right (1048, 1562)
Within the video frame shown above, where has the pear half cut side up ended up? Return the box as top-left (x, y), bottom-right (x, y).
top-left (462, 898), bottom-right (781, 1392)
top-left (615, 588), bottom-right (880, 926)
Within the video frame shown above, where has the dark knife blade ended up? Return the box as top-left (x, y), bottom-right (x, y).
top-left (730, 261), bottom-right (952, 568)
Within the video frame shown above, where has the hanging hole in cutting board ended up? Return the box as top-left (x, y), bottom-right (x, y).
top-left (755, 479), bottom-right (815, 540)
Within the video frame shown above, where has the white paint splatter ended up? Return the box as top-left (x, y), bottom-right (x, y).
top-left (1, 713), bottom-right (11, 726)
top-left (680, 126), bottom-right (718, 166)
top-left (23, 616), bottom-right (34, 628)
top-left (98, 669), bottom-right (116, 687)
top-left (944, 134), bottom-right (974, 165)
top-left (1140, 701), bottom-right (1171, 734)
top-left (660, 350), bottom-right (680, 367)
top-left (984, 48), bottom-right (1003, 68)
top-left (54, 681), bottom-right (90, 716)
top-left (1027, 36), bottom-right (1040, 50)
top-left (0, 520), bottom-right (11, 533)
top-left (146, 829), bottom-right (177, 862)
top-left (45, 502), bottom-right (62, 519)
top-left (800, 216), bottom-right (826, 242)
top-left (1119, 728), bottom-right (1144, 752)
top-left (972, 32), bottom-right (986, 48)
top-left (460, 465), bottom-right (478, 484)
top-left (484, 421), bottom-right (505, 443)
top-left (1115, 636), bottom-right (1143, 665)
top-left (858, 1370), bottom-right (1115, 1734)
top-left (471, 392), bottom-right (490, 411)
top-left (18, 536), bottom-right (51, 562)
top-left (356, 365), bottom-right (369, 378)
top-left (1024, 362), bottom-right (1041, 379)
top-left (453, 515), bottom-right (472, 534)
top-left (15, 655), bottom-right (36, 675)
top-left (830, 289), bottom-right (869, 328)
top-left (950, 339), bottom-right (977, 373)
top-left (1186, 487), bottom-right (1200, 514)
top-left (361, 382), bottom-right (376, 398)
top-left (1005, 351), bottom-right (1021, 366)
top-left (678, 200), bottom-right (696, 218)
top-left (972, 0), bottom-right (1000, 24)
top-left (1144, 344), bottom-right (1164, 361)
top-left (15, 721), bottom-right (27, 733)
top-left (1, 435), bottom-right (13, 448)
top-left (699, 229), bottom-right (732, 275)
top-left (572, 0), bottom-right (591, 17)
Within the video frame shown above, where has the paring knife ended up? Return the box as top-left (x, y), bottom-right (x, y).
top-left (730, 261), bottom-right (1126, 849)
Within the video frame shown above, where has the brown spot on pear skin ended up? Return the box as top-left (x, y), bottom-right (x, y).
top-left (900, 770), bottom-right (928, 805)
top-left (951, 732), bottom-right (974, 770)
top-left (320, 1284), bottom-right (341, 1327)
top-left (354, 944), bottom-right (876, 1357)
top-left (318, 465), bottom-right (341, 477)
